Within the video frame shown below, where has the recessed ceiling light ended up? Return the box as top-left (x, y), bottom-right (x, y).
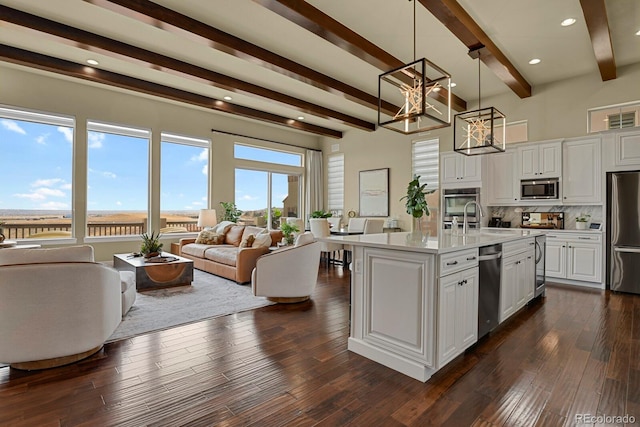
top-left (86, 59), bottom-right (99, 66)
top-left (561, 18), bottom-right (576, 27)
top-left (297, 116), bottom-right (305, 120)
top-left (223, 96), bottom-right (232, 101)
top-left (636, 29), bottom-right (640, 36)
top-left (529, 58), bottom-right (541, 65)
top-left (433, 87), bottom-right (441, 92)
top-left (450, 82), bottom-right (457, 88)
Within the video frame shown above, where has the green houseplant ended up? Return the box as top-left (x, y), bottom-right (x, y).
top-left (575, 213), bottom-right (591, 230)
top-left (140, 231), bottom-right (163, 257)
top-left (220, 201), bottom-right (242, 222)
top-left (400, 175), bottom-right (434, 241)
top-left (280, 222), bottom-right (299, 245)
top-left (310, 210), bottom-right (332, 219)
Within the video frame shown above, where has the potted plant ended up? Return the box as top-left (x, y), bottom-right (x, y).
top-left (140, 231), bottom-right (163, 257)
top-left (400, 175), bottom-right (434, 241)
top-left (280, 222), bottom-right (300, 245)
top-left (220, 201), bottom-right (242, 222)
top-left (310, 210), bottom-right (332, 218)
top-left (575, 213), bottom-right (591, 230)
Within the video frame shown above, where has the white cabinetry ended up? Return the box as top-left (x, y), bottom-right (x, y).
top-left (484, 150), bottom-right (519, 205)
top-left (545, 233), bottom-right (602, 285)
top-left (437, 248), bottom-right (478, 368)
top-left (517, 140), bottom-right (562, 179)
top-left (500, 239), bottom-right (535, 323)
top-left (441, 152), bottom-right (481, 188)
top-left (614, 129), bottom-right (640, 167)
top-left (562, 137), bottom-right (602, 204)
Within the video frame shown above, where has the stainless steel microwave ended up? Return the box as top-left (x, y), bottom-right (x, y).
top-left (520, 178), bottom-right (559, 200)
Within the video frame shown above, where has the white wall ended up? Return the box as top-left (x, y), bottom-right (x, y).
top-left (1, 63), bottom-right (320, 260)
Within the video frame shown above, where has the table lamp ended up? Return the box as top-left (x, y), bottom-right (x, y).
top-left (197, 209), bottom-right (217, 230)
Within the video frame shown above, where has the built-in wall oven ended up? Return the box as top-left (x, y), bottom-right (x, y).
top-left (443, 188), bottom-right (481, 229)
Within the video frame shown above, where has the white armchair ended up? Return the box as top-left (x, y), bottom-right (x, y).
top-left (251, 232), bottom-right (321, 303)
top-left (0, 246), bottom-right (123, 370)
top-left (309, 218), bottom-right (343, 266)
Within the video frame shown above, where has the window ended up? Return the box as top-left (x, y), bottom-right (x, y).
top-left (412, 139), bottom-right (440, 236)
top-left (327, 154), bottom-right (344, 214)
top-left (234, 143), bottom-right (303, 228)
top-left (161, 133), bottom-right (210, 232)
top-left (0, 106), bottom-right (74, 239)
top-left (588, 101), bottom-right (640, 133)
top-left (87, 121), bottom-right (150, 237)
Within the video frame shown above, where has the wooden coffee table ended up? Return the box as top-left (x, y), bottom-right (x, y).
top-left (113, 252), bottom-right (194, 291)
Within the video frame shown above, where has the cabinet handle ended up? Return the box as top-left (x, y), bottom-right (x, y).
top-left (529, 242), bottom-right (535, 245)
top-left (547, 235), bottom-right (558, 238)
top-left (458, 281), bottom-right (463, 286)
top-left (527, 256), bottom-right (532, 259)
top-left (578, 237), bottom-right (591, 240)
top-left (564, 196), bottom-right (567, 199)
top-left (466, 256), bottom-right (476, 261)
top-left (446, 261), bottom-right (458, 266)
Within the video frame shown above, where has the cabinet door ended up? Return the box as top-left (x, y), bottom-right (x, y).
top-left (518, 145), bottom-right (539, 179)
top-left (441, 153), bottom-right (460, 185)
top-left (485, 151), bottom-right (519, 205)
top-left (563, 137), bottom-right (602, 204)
top-left (567, 243), bottom-right (602, 283)
top-left (438, 273), bottom-right (461, 365)
top-left (545, 240), bottom-right (566, 278)
top-left (500, 255), bottom-right (517, 322)
top-left (459, 155), bottom-right (481, 183)
top-left (538, 142), bottom-right (562, 178)
top-left (514, 255), bottom-right (528, 310)
top-left (458, 268), bottom-right (479, 350)
top-left (518, 252), bottom-right (535, 308)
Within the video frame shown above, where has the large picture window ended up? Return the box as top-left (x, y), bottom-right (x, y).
top-left (87, 121), bottom-right (150, 237)
top-left (0, 106), bottom-right (74, 240)
top-left (161, 133), bottom-right (210, 232)
top-left (234, 143), bottom-right (303, 229)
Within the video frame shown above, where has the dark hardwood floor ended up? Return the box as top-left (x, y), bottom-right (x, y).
top-left (1, 267), bottom-right (639, 426)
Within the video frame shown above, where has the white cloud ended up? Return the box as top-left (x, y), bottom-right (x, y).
top-left (1, 119), bottom-right (26, 134)
top-left (191, 149), bottom-right (208, 162)
top-left (88, 132), bottom-right (105, 148)
top-left (13, 187), bottom-right (66, 201)
top-left (60, 183), bottom-right (72, 190)
top-left (32, 178), bottom-right (63, 187)
top-left (35, 134), bottom-right (49, 145)
top-left (88, 168), bottom-right (116, 179)
top-left (40, 201), bottom-right (69, 210)
top-left (192, 201), bottom-right (203, 206)
top-left (116, 201), bottom-right (122, 206)
top-left (57, 127), bottom-right (73, 143)
top-left (240, 194), bottom-right (258, 201)
top-left (202, 164), bottom-right (208, 176)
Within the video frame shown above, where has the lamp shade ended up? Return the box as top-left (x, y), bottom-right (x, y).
top-left (197, 209), bottom-right (217, 228)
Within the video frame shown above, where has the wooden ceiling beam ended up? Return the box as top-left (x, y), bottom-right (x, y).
top-left (579, 0), bottom-right (616, 81)
top-left (83, 0), bottom-right (397, 116)
top-left (0, 44), bottom-right (343, 139)
top-left (0, 5), bottom-right (372, 132)
top-left (419, 0), bottom-right (532, 98)
top-left (253, 0), bottom-right (467, 112)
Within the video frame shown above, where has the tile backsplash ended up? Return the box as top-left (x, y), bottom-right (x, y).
top-left (488, 205), bottom-right (603, 230)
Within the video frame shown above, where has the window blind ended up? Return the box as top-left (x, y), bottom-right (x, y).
top-left (412, 139), bottom-right (439, 190)
top-left (327, 154), bottom-right (344, 211)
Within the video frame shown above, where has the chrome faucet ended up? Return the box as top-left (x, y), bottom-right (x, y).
top-left (463, 201), bottom-right (484, 234)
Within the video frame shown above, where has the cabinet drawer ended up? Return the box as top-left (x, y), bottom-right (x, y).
top-left (503, 238), bottom-right (535, 256)
top-left (440, 248), bottom-right (479, 276)
top-left (545, 233), bottom-right (602, 244)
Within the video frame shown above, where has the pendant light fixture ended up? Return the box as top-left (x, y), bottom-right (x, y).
top-left (454, 47), bottom-right (506, 155)
top-left (378, 0), bottom-right (452, 134)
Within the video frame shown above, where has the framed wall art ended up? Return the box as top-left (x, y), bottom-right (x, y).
top-left (359, 168), bottom-right (389, 217)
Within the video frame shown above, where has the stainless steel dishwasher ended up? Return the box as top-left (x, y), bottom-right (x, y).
top-left (478, 244), bottom-right (502, 339)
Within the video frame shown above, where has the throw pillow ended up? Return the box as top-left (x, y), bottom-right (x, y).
top-left (239, 234), bottom-right (256, 248)
top-left (253, 229), bottom-right (272, 248)
top-left (195, 229), bottom-right (223, 245)
top-left (225, 225), bottom-right (245, 246)
top-left (214, 221), bottom-right (235, 234)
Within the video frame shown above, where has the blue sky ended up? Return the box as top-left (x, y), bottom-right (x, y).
top-left (0, 118), bottom-right (208, 212)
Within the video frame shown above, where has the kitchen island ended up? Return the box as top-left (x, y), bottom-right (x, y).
top-left (323, 229), bottom-right (543, 382)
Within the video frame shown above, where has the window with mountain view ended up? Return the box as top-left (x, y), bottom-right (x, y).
top-left (0, 106), bottom-right (74, 239)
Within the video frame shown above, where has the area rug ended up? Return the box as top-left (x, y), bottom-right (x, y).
top-left (108, 270), bottom-right (275, 342)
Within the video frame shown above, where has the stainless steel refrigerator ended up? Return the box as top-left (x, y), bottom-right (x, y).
top-left (607, 171), bottom-right (640, 294)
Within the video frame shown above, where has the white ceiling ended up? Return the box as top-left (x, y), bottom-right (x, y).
top-left (1, 0), bottom-right (639, 136)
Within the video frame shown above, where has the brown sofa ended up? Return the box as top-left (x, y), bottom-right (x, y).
top-left (179, 225), bottom-right (283, 284)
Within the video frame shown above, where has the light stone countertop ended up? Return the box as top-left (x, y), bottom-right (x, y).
top-left (321, 229), bottom-right (545, 255)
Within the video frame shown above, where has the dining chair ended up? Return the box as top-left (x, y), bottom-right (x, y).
top-left (309, 218), bottom-right (343, 267)
top-left (347, 217), bottom-right (367, 233)
top-left (363, 218), bottom-right (384, 234)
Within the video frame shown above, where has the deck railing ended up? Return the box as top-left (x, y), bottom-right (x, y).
top-left (0, 220), bottom-right (199, 239)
